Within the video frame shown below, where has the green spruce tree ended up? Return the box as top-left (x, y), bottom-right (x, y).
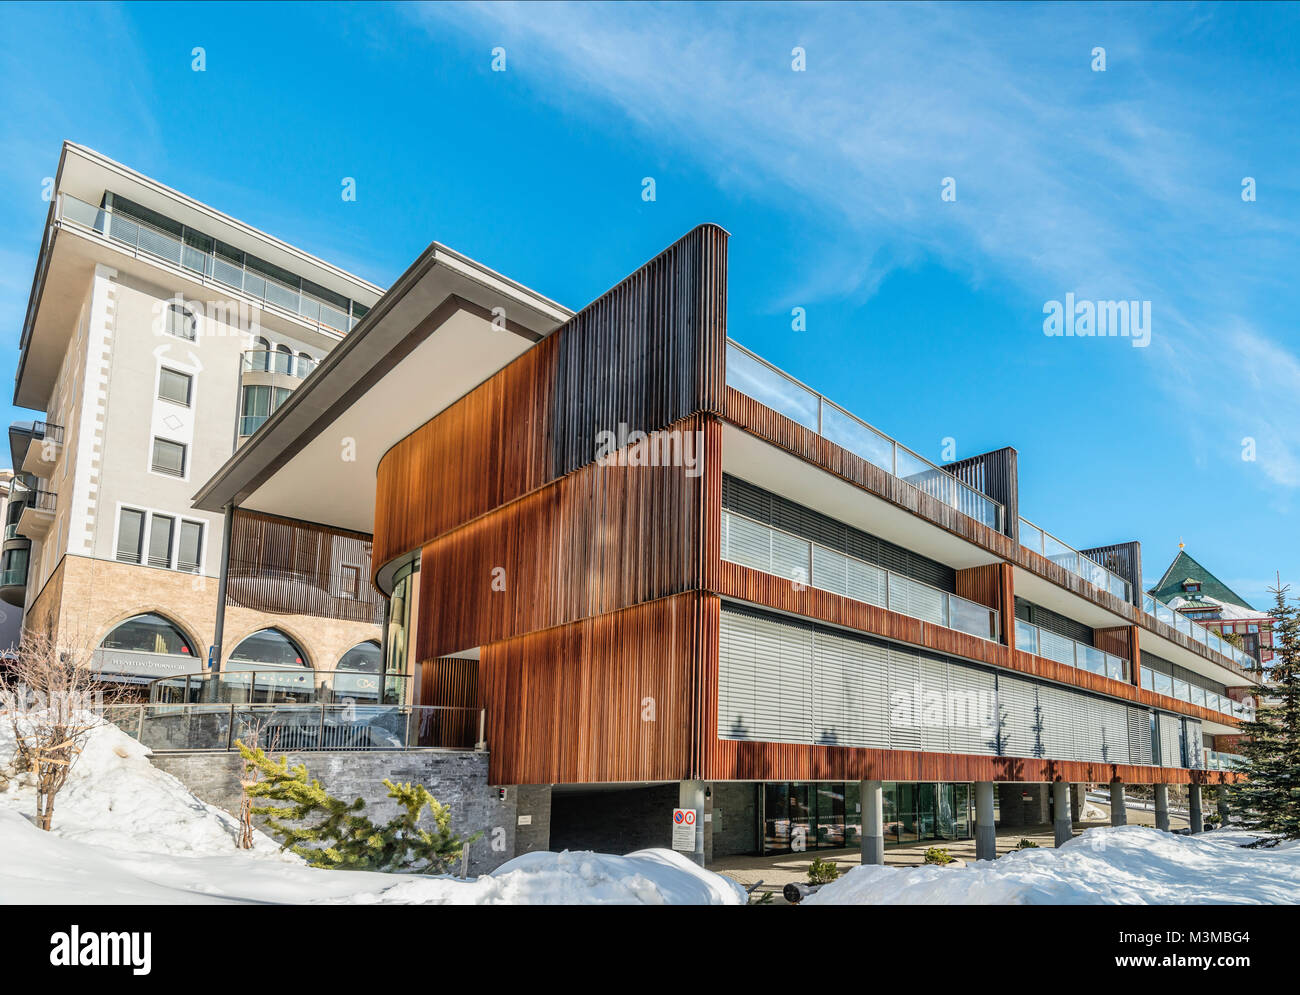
top-left (236, 743), bottom-right (480, 872)
top-left (1236, 580), bottom-right (1300, 845)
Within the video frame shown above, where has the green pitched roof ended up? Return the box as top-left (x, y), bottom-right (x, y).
top-left (1148, 549), bottom-right (1255, 612)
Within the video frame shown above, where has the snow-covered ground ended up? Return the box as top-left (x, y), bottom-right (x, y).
top-left (0, 719), bottom-right (746, 905)
top-left (804, 827), bottom-right (1300, 904)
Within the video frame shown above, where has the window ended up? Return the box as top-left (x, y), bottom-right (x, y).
top-left (297, 352), bottom-right (315, 377)
top-left (158, 367), bottom-right (192, 406)
top-left (178, 520), bottom-right (203, 573)
top-left (100, 613), bottom-right (196, 656)
top-left (151, 438), bottom-right (186, 477)
top-left (229, 628), bottom-right (308, 670)
top-left (273, 344), bottom-right (293, 375)
top-left (340, 564), bottom-right (360, 598)
top-left (338, 641), bottom-right (381, 673)
top-left (1, 547), bottom-right (29, 582)
top-left (239, 385), bottom-right (292, 436)
top-left (116, 508), bottom-right (146, 563)
top-left (166, 303), bottom-right (196, 341)
top-left (147, 514), bottom-right (174, 568)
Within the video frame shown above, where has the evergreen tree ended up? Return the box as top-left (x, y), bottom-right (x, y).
top-left (1235, 580), bottom-right (1300, 845)
top-left (236, 743), bottom-right (480, 872)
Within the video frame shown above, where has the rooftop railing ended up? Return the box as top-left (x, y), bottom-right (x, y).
top-left (241, 349), bottom-right (317, 379)
top-left (58, 194), bottom-right (363, 336)
top-left (1018, 518), bottom-right (1131, 602)
top-left (102, 703), bottom-right (484, 753)
top-left (1141, 593), bottom-right (1255, 670)
top-left (1014, 618), bottom-right (1129, 682)
top-left (721, 509), bottom-right (1000, 642)
top-left (725, 340), bottom-right (1005, 532)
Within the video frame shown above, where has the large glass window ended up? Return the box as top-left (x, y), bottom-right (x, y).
top-left (338, 640), bottom-right (381, 673)
top-left (239, 384), bottom-right (293, 436)
top-left (147, 514), bottom-right (174, 568)
top-left (100, 613), bottom-right (196, 656)
top-left (229, 628), bottom-right (308, 670)
top-left (334, 640), bottom-right (383, 703)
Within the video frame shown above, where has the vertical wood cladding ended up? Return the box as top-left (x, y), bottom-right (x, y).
top-left (417, 657), bottom-right (479, 749)
top-left (225, 509), bottom-right (382, 624)
top-left (374, 224), bottom-right (729, 568)
top-left (479, 593), bottom-right (716, 784)
top-left (415, 415), bottom-right (719, 660)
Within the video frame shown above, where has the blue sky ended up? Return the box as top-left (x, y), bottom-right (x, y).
top-left (1, 2), bottom-right (1296, 605)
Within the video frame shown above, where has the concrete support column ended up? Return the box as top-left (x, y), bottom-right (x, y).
top-left (975, 781), bottom-right (996, 861)
top-left (1109, 781), bottom-right (1127, 827)
top-left (1052, 781), bottom-right (1072, 847)
top-left (1188, 783), bottom-right (1203, 834)
top-left (678, 780), bottom-right (707, 866)
top-left (1153, 783), bottom-right (1170, 832)
top-left (1216, 787), bottom-right (1230, 826)
top-left (860, 779), bottom-right (884, 865)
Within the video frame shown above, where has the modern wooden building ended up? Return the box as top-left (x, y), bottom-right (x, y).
top-left (195, 225), bottom-right (1259, 864)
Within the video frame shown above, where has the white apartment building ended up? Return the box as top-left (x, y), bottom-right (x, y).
top-left (3, 143), bottom-right (387, 695)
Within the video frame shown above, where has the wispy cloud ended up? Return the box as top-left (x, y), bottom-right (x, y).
top-left (414, 1), bottom-right (1300, 492)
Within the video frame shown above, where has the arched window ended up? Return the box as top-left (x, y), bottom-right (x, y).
top-left (100, 613), bottom-right (196, 656)
top-left (297, 351), bottom-right (315, 378)
top-left (228, 628), bottom-right (308, 670)
top-left (337, 640), bottom-right (381, 673)
top-left (166, 303), bottom-right (197, 341)
top-left (273, 343), bottom-right (293, 375)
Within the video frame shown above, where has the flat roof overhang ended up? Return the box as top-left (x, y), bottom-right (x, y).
top-left (722, 423), bottom-right (1002, 571)
top-left (192, 239), bottom-right (572, 535)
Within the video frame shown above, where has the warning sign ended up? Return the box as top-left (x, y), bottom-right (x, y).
top-left (671, 808), bottom-right (697, 851)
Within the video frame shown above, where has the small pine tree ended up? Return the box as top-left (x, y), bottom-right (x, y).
top-left (236, 743), bottom-right (479, 872)
top-left (1235, 580), bottom-right (1300, 846)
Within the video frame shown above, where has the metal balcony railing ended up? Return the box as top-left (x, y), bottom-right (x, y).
top-left (725, 340), bottom-right (1005, 532)
top-left (20, 487), bottom-right (57, 513)
top-left (1018, 517), bottom-right (1131, 602)
top-left (1141, 592), bottom-right (1256, 670)
top-left (241, 349), bottom-right (316, 379)
top-left (57, 194), bottom-right (366, 336)
top-left (31, 420), bottom-right (65, 445)
top-left (101, 702), bottom-right (485, 753)
top-left (721, 509), bottom-right (1001, 642)
top-left (1015, 617), bottom-right (1130, 682)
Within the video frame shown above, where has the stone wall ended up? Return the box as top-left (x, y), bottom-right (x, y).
top-left (151, 748), bottom-right (549, 875)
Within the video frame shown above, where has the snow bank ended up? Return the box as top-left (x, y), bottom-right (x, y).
top-left (804, 826), bottom-right (1300, 905)
top-left (0, 719), bottom-right (746, 905)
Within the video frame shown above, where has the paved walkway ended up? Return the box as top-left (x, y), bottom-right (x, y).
top-left (713, 806), bottom-right (1189, 904)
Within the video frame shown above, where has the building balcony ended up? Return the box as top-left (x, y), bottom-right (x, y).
top-left (721, 509), bottom-right (1001, 642)
top-left (19, 420), bottom-right (64, 479)
top-left (15, 486), bottom-right (56, 539)
top-left (1139, 662), bottom-right (1254, 723)
top-left (1018, 517), bottom-right (1131, 602)
top-left (1142, 592), bottom-right (1256, 672)
top-left (237, 350), bottom-right (314, 442)
top-left (57, 194), bottom-right (367, 338)
top-left (1014, 617), bottom-right (1130, 683)
top-left (725, 340), bottom-right (1005, 533)
top-left (0, 562), bottom-right (28, 607)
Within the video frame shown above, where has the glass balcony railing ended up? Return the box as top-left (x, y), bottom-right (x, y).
top-left (1018, 517), bottom-right (1131, 601)
top-left (241, 349), bottom-right (316, 379)
top-left (3, 524), bottom-right (19, 540)
top-left (1204, 750), bottom-right (1247, 771)
top-left (721, 509), bottom-right (1000, 642)
top-left (1141, 593), bottom-right (1255, 670)
top-left (0, 567), bottom-right (27, 587)
top-left (58, 194), bottom-right (364, 335)
top-left (1015, 617), bottom-right (1129, 682)
top-left (1139, 664), bottom-right (1254, 722)
top-left (725, 341), bottom-right (1005, 532)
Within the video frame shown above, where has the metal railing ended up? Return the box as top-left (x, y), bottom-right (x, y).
top-left (148, 668), bottom-right (409, 705)
top-left (58, 194), bottom-right (365, 336)
top-left (725, 341), bottom-right (1005, 532)
top-left (241, 349), bottom-right (316, 379)
top-left (1204, 749), bottom-right (1247, 771)
top-left (1018, 517), bottom-right (1131, 602)
top-left (1015, 617), bottom-right (1129, 682)
top-left (1141, 593), bottom-right (1255, 670)
top-left (102, 703), bottom-right (485, 753)
top-left (721, 509), bottom-right (1000, 641)
top-left (19, 487), bottom-right (57, 513)
top-left (31, 420), bottom-right (65, 445)
top-left (1139, 664), bottom-right (1254, 722)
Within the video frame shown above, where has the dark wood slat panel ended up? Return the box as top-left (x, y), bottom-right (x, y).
top-left (415, 414), bottom-right (715, 660)
top-left (374, 225), bottom-right (729, 570)
top-left (478, 593), bottom-right (711, 784)
top-left (226, 509), bottom-right (382, 624)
